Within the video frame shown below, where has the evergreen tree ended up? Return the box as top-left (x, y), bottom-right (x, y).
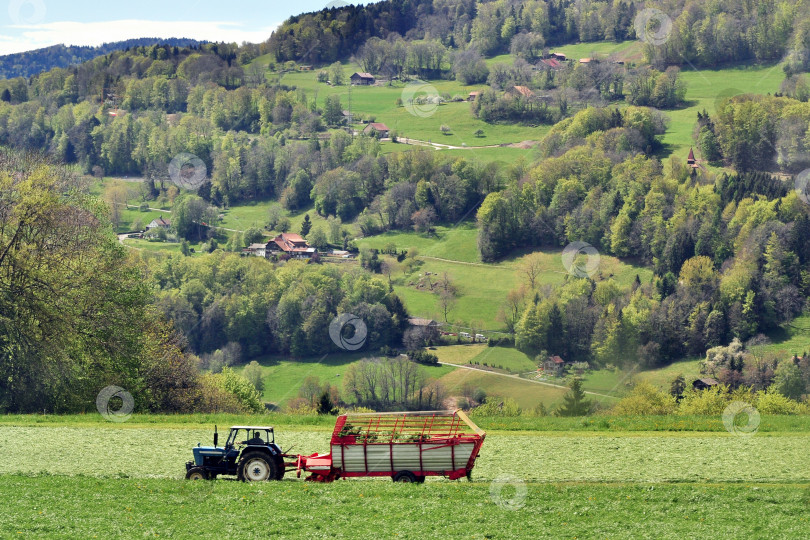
top-left (555, 378), bottom-right (591, 416)
top-left (317, 390), bottom-right (333, 414)
top-left (301, 214), bottom-right (312, 237)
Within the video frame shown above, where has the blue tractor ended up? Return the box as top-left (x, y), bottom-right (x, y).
top-left (185, 426), bottom-right (286, 481)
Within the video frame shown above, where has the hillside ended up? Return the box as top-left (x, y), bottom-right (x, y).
top-left (0, 38), bottom-right (206, 79)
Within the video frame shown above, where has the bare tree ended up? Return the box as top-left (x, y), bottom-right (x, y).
top-left (519, 252), bottom-right (544, 289)
top-left (498, 285), bottom-right (528, 334)
top-left (438, 289), bottom-right (457, 323)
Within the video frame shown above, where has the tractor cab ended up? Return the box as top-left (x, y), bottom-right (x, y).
top-left (226, 426), bottom-right (276, 448)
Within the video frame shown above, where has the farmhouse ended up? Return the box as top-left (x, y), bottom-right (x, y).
top-left (543, 355), bottom-right (566, 377)
top-left (363, 122), bottom-right (390, 138)
top-left (467, 91), bottom-right (482, 101)
top-left (242, 243), bottom-right (268, 258)
top-left (550, 52), bottom-right (567, 61)
top-left (267, 232), bottom-right (316, 259)
top-left (146, 216), bottom-right (171, 230)
top-left (692, 378), bottom-right (719, 391)
top-left (350, 72), bottom-right (375, 85)
top-left (408, 317), bottom-right (441, 328)
top-left (506, 85), bottom-right (535, 99)
top-left (408, 317), bottom-right (441, 342)
top-left (539, 58), bottom-right (563, 69)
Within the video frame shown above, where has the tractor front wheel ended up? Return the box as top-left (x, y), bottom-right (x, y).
top-left (186, 467), bottom-right (208, 480)
top-left (392, 471), bottom-right (418, 483)
top-left (238, 452), bottom-right (279, 482)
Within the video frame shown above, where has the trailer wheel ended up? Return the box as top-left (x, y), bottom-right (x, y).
top-left (186, 467), bottom-right (208, 480)
top-left (392, 471), bottom-right (418, 483)
top-left (238, 452), bottom-right (279, 482)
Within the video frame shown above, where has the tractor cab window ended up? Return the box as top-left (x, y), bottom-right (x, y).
top-left (228, 428), bottom-right (274, 447)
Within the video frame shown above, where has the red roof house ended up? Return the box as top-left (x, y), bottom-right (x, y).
top-left (267, 233), bottom-right (316, 259)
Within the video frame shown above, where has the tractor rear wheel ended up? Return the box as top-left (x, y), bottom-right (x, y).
top-left (238, 452), bottom-right (279, 482)
top-left (392, 471), bottom-right (418, 483)
top-left (186, 467), bottom-right (208, 480)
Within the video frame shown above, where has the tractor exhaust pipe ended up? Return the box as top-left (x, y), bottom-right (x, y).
top-left (214, 425), bottom-right (218, 448)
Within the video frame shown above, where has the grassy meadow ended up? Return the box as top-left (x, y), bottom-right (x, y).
top-left (2, 414), bottom-right (810, 538)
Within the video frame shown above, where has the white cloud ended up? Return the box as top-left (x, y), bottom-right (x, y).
top-left (0, 19), bottom-right (280, 55)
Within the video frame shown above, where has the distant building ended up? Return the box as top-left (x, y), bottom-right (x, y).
top-left (543, 355), bottom-right (566, 377)
top-left (506, 85), bottom-right (535, 99)
top-left (408, 318), bottom-right (441, 328)
top-left (363, 122), bottom-right (390, 138)
top-left (550, 52), bottom-right (567, 61)
top-left (693, 378), bottom-right (719, 391)
top-left (267, 233), bottom-right (316, 259)
top-left (243, 243), bottom-right (268, 258)
top-left (539, 58), bottom-right (563, 69)
top-left (350, 72), bottom-right (375, 85)
top-left (408, 318), bottom-right (441, 342)
top-left (468, 91), bottom-right (482, 101)
top-left (146, 216), bottom-right (171, 230)
top-left (687, 147), bottom-right (700, 169)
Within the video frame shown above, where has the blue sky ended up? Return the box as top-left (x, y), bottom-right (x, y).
top-left (1, 0), bottom-right (376, 55)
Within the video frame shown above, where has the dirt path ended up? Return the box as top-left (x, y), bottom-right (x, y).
top-left (439, 361), bottom-right (618, 400)
top-left (397, 137), bottom-right (540, 151)
top-left (113, 202), bottom-right (171, 213)
top-left (419, 255), bottom-right (504, 268)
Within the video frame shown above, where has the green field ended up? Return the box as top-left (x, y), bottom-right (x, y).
top-left (277, 64), bottom-right (548, 149)
top-left (238, 353), bottom-right (455, 408)
top-left (370, 239), bottom-right (653, 330)
top-left (6, 476), bottom-right (810, 538)
top-left (2, 417), bottom-right (810, 538)
top-left (553, 40), bottom-right (644, 63)
top-left (660, 63), bottom-right (786, 162)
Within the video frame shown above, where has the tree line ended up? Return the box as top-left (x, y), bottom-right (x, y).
top-left (270, 0), bottom-right (810, 72)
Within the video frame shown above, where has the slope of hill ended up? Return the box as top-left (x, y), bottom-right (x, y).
top-left (0, 38), bottom-right (206, 79)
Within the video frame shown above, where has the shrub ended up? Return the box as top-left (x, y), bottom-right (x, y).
top-left (754, 390), bottom-right (803, 414)
top-left (217, 367), bottom-right (264, 413)
top-left (612, 382), bottom-right (677, 416)
top-left (285, 397), bottom-right (317, 415)
top-left (242, 361), bottom-right (264, 394)
top-left (198, 373), bottom-right (244, 413)
top-left (471, 397), bottom-right (522, 417)
top-left (407, 349), bottom-right (439, 365)
top-left (676, 385), bottom-right (730, 415)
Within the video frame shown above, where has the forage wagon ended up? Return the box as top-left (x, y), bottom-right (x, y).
top-left (186, 410), bottom-right (486, 483)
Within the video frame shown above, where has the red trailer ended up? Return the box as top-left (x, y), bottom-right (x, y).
top-left (288, 410), bottom-right (486, 483)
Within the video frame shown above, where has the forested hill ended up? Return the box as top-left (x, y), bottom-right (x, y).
top-left (0, 38), bottom-right (206, 79)
top-left (270, 0), bottom-right (810, 71)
